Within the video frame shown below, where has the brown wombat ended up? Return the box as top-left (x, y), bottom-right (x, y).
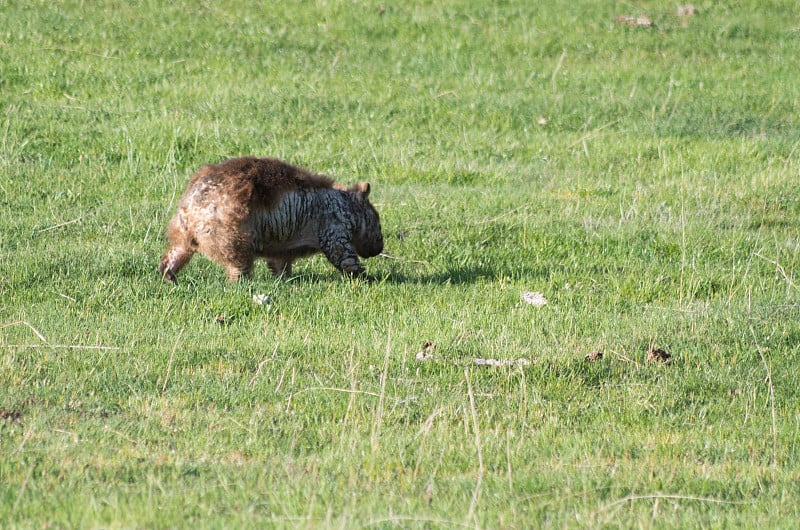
top-left (158, 157), bottom-right (383, 283)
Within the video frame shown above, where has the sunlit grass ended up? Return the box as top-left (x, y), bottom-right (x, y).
top-left (2, 0), bottom-right (800, 527)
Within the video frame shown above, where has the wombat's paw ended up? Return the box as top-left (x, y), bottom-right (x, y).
top-left (348, 269), bottom-right (366, 279)
top-left (340, 259), bottom-right (365, 278)
top-left (158, 261), bottom-right (178, 284)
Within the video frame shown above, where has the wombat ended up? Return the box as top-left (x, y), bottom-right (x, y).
top-left (158, 157), bottom-right (383, 283)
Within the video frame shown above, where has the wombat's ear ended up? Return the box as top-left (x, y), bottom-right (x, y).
top-left (354, 181), bottom-right (371, 200)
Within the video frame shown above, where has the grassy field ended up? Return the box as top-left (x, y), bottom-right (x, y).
top-left (2, 0), bottom-right (800, 527)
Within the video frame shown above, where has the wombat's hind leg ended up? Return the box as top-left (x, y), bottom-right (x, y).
top-left (223, 253), bottom-right (255, 281)
top-left (225, 264), bottom-right (253, 282)
top-left (159, 246), bottom-right (194, 284)
top-left (267, 258), bottom-right (293, 277)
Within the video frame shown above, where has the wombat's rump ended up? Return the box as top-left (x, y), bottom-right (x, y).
top-left (158, 157), bottom-right (383, 283)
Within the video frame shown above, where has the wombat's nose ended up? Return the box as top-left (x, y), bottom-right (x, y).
top-left (360, 239), bottom-right (383, 258)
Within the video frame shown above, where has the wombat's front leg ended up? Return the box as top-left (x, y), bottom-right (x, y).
top-left (319, 234), bottom-right (364, 277)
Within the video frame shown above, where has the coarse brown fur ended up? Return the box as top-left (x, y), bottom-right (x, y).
top-left (158, 157), bottom-right (383, 283)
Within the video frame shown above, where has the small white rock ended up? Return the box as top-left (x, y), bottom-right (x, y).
top-left (415, 350), bottom-right (434, 362)
top-left (521, 291), bottom-right (547, 307)
top-left (253, 294), bottom-right (271, 305)
top-left (415, 342), bottom-right (436, 362)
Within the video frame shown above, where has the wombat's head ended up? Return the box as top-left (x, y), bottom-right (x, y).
top-left (348, 182), bottom-right (384, 258)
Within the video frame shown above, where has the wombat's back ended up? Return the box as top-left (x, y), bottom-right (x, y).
top-left (184, 157), bottom-right (336, 211)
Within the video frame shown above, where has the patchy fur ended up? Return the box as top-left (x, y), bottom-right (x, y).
top-left (158, 157), bottom-right (383, 282)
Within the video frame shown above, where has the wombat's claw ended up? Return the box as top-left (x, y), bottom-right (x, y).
top-left (158, 262), bottom-right (178, 284)
top-left (345, 268), bottom-right (367, 280)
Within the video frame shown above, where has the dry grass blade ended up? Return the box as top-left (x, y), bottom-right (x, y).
top-left (289, 387), bottom-right (381, 399)
top-left (371, 334), bottom-right (391, 451)
top-left (464, 368), bottom-right (484, 524)
top-left (161, 331), bottom-right (183, 393)
top-left (750, 325), bottom-right (778, 470)
top-left (551, 48), bottom-right (567, 91)
top-left (754, 252), bottom-right (799, 293)
top-left (36, 216), bottom-right (84, 233)
top-left (1, 321), bottom-right (49, 343)
top-left (2, 344), bottom-right (120, 350)
top-left (598, 493), bottom-right (749, 513)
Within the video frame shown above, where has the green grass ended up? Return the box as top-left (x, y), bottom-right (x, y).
top-left (2, 0), bottom-right (800, 527)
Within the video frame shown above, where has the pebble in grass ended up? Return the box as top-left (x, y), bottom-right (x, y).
top-left (253, 294), bottom-right (271, 305)
top-left (521, 291), bottom-right (547, 307)
top-left (646, 347), bottom-right (672, 363)
top-left (415, 341), bottom-right (436, 362)
top-left (585, 351), bottom-right (604, 362)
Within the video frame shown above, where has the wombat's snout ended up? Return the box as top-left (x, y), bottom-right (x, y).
top-left (358, 237), bottom-right (383, 258)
